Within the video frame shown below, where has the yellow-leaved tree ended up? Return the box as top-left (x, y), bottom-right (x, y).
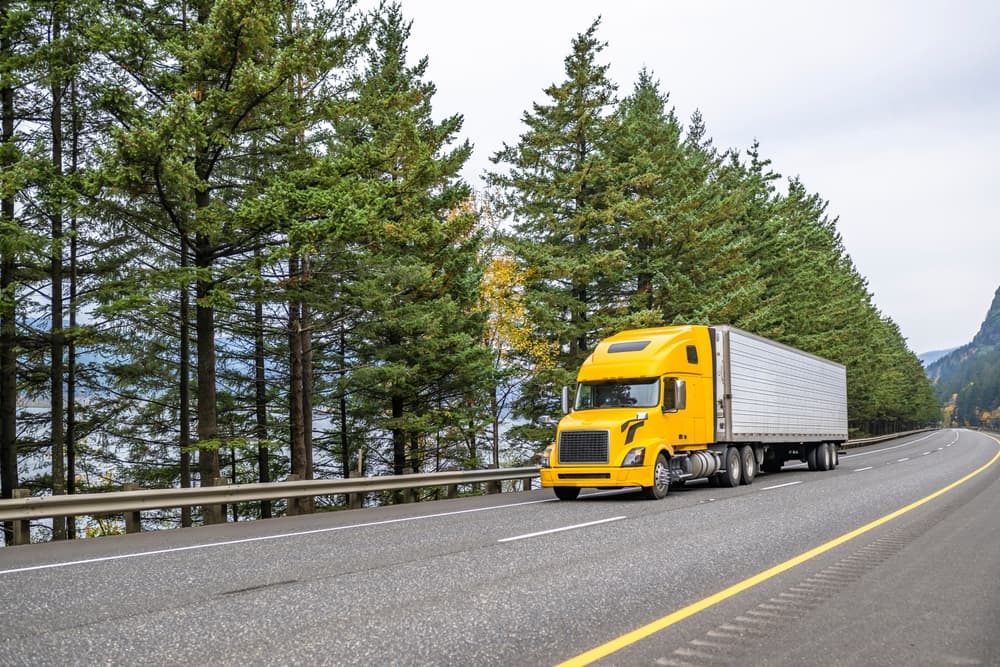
top-left (479, 247), bottom-right (556, 472)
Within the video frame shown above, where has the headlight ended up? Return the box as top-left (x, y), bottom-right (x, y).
top-left (540, 444), bottom-right (554, 468)
top-left (622, 447), bottom-right (646, 466)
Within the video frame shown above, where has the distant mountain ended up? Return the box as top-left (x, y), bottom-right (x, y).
top-left (926, 286), bottom-right (1000, 429)
top-left (918, 347), bottom-right (958, 367)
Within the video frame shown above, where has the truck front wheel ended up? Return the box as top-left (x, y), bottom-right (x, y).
top-left (553, 486), bottom-right (580, 501)
top-left (641, 453), bottom-right (670, 500)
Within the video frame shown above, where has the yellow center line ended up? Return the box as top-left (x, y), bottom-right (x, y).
top-left (556, 432), bottom-right (1000, 667)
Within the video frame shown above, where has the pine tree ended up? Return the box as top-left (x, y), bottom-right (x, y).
top-left (489, 19), bottom-right (625, 429)
top-left (610, 72), bottom-right (762, 328)
top-left (1, 0), bottom-right (32, 540)
top-left (321, 4), bottom-right (490, 481)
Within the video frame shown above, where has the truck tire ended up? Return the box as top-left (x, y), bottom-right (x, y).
top-left (819, 443), bottom-right (833, 471)
top-left (739, 445), bottom-right (756, 485)
top-left (719, 447), bottom-right (742, 487)
top-left (642, 453), bottom-right (670, 500)
top-left (807, 445), bottom-right (819, 471)
top-left (553, 487), bottom-right (580, 501)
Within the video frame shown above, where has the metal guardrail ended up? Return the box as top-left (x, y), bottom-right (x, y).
top-left (0, 429), bottom-right (936, 545)
top-left (839, 428), bottom-right (934, 450)
top-left (0, 467), bottom-right (540, 523)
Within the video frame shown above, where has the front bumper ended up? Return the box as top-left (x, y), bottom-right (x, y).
top-left (540, 465), bottom-right (654, 489)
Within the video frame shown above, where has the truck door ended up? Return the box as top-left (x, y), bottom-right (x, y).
top-left (663, 375), bottom-right (706, 445)
top-left (663, 376), bottom-right (691, 444)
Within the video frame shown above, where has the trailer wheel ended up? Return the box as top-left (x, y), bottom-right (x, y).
top-left (739, 445), bottom-right (756, 485)
top-left (820, 443), bottom-right (834, 471)
top-left (719, 447), bottom-right (742, 487)
top-left (553, 487), bottom-right (580, 501)
top-left (833, 446), bottom-right (840, 468)
top-left (642, 453), bottom-right (670, 500)
top-left (807, 445), bottom-right (819, 471)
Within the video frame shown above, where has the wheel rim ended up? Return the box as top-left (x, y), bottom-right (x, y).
top-left (729, 449), bottom-right (741, 484)
top-left (654, 459), bottom-right (669, 490)
top-left (743, 447), bottom-right (755, 481)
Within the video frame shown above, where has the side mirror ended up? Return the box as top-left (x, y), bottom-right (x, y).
top-left (662, 378), bottom-right (687, 413)
top-left (538, 415), bottom-right (557, 427)
top-left (561, 386), bottom-right (571, 414)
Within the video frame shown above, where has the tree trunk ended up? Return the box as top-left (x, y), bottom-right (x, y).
top-left (49, 8), bottom-right (67, 539)
top-left (391, 394), bottom-right (406, 503)
top-left (338, 325), bottom-right (350, 479)
top-left (491, 385), bottom-right (500, 469)
top-left (179, 242), bottom-right (192, 527)
top-left (195, 230), bottom-right (221, 523)
top-left (254, 247), bottom-right (270, 518)
top-left (66, 197), bottom-right (77, 539)
top-left (392, 394), bottom-right (405, 477)
top-left (287, 254), bottom-right (306, 513)
top-left (1, 0), bottom-right (18, 544)
top-left (65, 67), bottom-right (81, 539)
top-left (300, 256), bottom-right (314, 512)
top-left (572, 281), bottom-right (589, 366)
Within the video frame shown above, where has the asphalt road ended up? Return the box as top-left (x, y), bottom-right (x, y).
top-left (1, 429), bottom-right (998, 666)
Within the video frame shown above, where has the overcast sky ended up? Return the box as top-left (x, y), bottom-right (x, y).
top-left (379, 0), bottom-right (1000, 354)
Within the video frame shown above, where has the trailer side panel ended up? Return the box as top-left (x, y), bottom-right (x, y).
top-left (717, 327), bottom-right (848, 443)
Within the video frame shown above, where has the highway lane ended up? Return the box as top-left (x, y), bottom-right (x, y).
top-left (1, 429), bottom-right (997, 666)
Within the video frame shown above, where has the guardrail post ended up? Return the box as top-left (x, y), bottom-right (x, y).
top-left (123, 484), bottom-right (142, 534)
top-left (447, 484), bottom-right (458, 499)
top-left (198, 480), bottom-right (225, 525)
top-left (200, 483), bottom-right (224, 525)
top-left (12, 489), bottom-right (30, 545)
top-left (521, 477), bottom-right (533, 492)
top-left (486, 479), bottom-right (501, 495)
top-left (210, 478), bottom-right (229, 523)
top-left (348, 492), bottom-right (362, 510)
top-left (285, 475), bottom-right (300, 516)
top-left (402, 468), bottom-right (414, 503)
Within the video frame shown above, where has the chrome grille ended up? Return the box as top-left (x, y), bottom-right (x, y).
top-left (558, 430), bottom-right (610, 464)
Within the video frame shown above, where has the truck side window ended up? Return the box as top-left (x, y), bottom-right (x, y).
top-left (686, 345), bottom-right (698, 364)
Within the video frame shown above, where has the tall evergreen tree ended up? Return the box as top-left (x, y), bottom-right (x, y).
top-left (489, 19), bottom-right (625, 426)
top-left (0, 0), bottom-right (28, 540)
top-left (610, 72), bottom-right (762, 328)
top-left (322, 4), bottom-right (490, 480)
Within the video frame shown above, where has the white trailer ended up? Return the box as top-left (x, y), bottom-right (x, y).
top-left (712, 326), bottom-right (847, 472)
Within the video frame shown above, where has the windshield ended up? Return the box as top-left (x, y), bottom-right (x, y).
top-left (575, 379), bottom-right (660, 409)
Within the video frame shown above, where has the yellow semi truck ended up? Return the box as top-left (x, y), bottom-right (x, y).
top-left (539, 325), bottom-right (848, 500)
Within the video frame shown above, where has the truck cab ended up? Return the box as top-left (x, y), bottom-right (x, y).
top-left (539, 326), bottom-right (715, 500)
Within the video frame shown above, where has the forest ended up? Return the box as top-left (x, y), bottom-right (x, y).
top-left (0, 1), bottom-right (940, 541)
